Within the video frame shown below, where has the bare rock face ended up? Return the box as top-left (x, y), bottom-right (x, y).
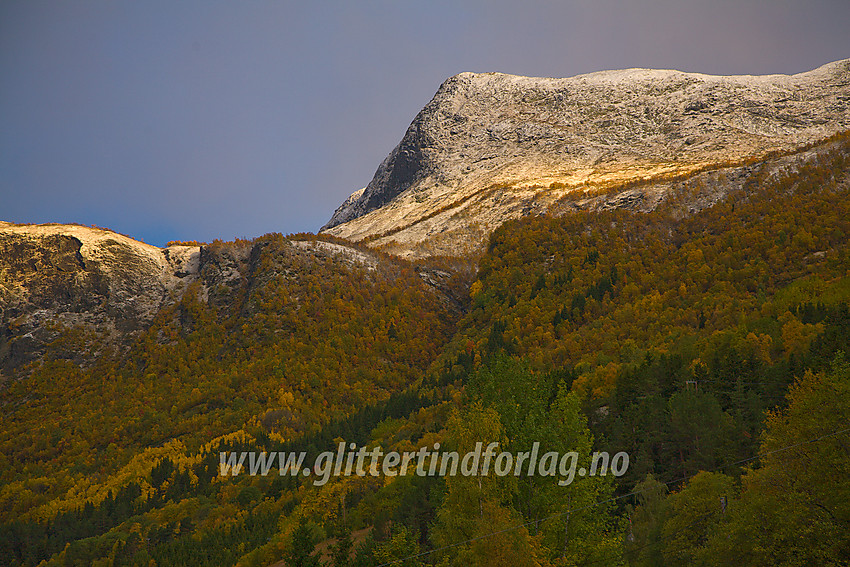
top-left (324, 188), bottom-right (365, 229)
top-left (0, 223), bottom-right (201, 379)
top-left (322, 59), bottom-right (850, 258)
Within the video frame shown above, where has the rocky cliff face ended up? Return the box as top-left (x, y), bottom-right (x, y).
top-left (0, 223), bottom-right (202, 379)
top-left (321, 59), bottom-right (850, 258)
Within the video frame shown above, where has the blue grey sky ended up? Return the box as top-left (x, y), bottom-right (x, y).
top-left (2, 1), bottom-right (848, 246)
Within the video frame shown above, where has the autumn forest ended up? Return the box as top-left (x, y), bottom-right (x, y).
top-left (2, 135), bottom-right (850, 566)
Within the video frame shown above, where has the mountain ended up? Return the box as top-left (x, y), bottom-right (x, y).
top-left (3, 60), bottom-right (850, 566)
top-left (321, 59), bottom-right (850, 258)
top-left (0, 223), bottom-right (201, 380)
top-left (5, 130), bottom-right (846, 567)
top-left (0, 223), bottom-right (465, 382)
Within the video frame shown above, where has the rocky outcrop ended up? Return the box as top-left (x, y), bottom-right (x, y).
top-left (323, 188), bottom-right (365, 230)
top-left (0, 223), bottom-right (201, 380)
top-left (322, 59), bottom-right (850, 258)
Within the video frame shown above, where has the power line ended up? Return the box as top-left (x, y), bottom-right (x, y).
top-left (581, 508), bottom-right (718, 566)
top-left (375, 425), bottom-right (850, 566)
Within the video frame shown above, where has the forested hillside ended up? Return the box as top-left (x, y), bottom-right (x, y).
top-left (2, 135), bottom-right (849, 566)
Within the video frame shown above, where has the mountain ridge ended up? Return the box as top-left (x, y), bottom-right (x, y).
top-left (321, 59), bottom-right (850, 258)
top-left (0, 223), bottom-right (427, 381)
